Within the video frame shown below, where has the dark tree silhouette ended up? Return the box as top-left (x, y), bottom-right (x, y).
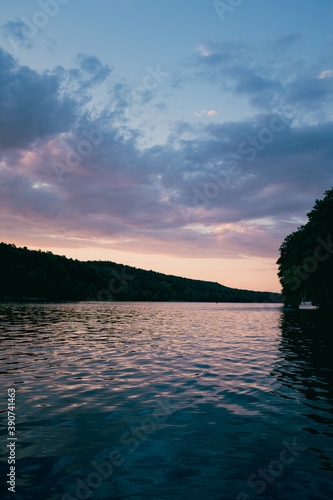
top-left (0, 243), bottom-right (281, 303)
top-left (277, 187), bottom-right (333, 307)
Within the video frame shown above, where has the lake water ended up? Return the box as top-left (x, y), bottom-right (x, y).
top-left (0, 302), bottom-right (332, 500)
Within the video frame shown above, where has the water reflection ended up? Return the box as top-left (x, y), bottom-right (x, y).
top-left (271, 310), bottom-right (333, 481)
top-left (1, 303), bottom-right (333, 500)
top-left (275, 310), bottom-right (333, 412)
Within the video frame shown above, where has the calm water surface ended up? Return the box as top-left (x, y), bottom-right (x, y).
top-left (0, 302), bottom-right (332, 500)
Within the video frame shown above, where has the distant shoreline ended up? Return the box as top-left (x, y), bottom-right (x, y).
top-left (0, 242), bottom-right (282, 303)
top-left (1, 298), bottom-right (284, 304)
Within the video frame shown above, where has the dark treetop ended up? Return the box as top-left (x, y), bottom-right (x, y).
top-left (277, 187), bottom-right (333, 308)
top-left (0, 243), bottom-right (281, 303)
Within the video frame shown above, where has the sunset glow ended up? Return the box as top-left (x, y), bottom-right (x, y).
top-left (1, 1), bottom-right (333, 293)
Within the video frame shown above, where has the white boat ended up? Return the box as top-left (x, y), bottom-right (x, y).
top-left (299, 301), bottom-right (318, 310)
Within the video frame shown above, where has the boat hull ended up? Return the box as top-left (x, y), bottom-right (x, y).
top-left (299, 301), bottom-right (318, 310)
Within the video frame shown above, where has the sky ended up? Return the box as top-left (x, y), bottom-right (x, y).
top-left (0, 0), bottom-right (333, 293)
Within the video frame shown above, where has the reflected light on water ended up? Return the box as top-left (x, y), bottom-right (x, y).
top-left (0, 302), bottom-right (332, 500)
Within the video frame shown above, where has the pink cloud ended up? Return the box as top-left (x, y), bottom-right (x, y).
top-left (197, 45), bottom-right (211, 57)
top-left (194, 110), bottom-right (218, 117)
top-left (317, 70), bottom-right (333, 79)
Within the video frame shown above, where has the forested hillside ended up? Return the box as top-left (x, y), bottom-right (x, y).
top-left (0, 243), bottom-right (281, 303)
top-left (277, 187), bottom-right (333, 307)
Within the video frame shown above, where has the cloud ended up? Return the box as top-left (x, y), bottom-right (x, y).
top-left (0, 48), bottom-right (116, 152)
top-left (0, 44), bottom-right (333, 262)
top-left (197, 45), bottom-right (211, 57)
top-left (192, 35), bottom-right (333, 119)
top-left (317, 70), bottom-right (333, 79)
top-left (46, 38), bottom-right (57, 53)
top-left (1, 18), bottom-right (35, 50)
top-left (2, 108), bottom-right (332, 259)
top-left (155, 102), bottom-right (167, 112)
top-left (0, 48), bottom-right (78, 150)
top-left (194, 110), bottom-right (218, 117)
top-left (76, 53), bottom-right (113, 85)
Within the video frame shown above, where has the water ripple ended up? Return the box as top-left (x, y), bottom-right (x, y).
top-left (0, 302), bottom-right (332, 499)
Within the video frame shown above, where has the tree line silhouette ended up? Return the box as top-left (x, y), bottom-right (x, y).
top-left (277, 187), bottom-right (333, 308)
top-left (0, 243), bottom-right (281, 303)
